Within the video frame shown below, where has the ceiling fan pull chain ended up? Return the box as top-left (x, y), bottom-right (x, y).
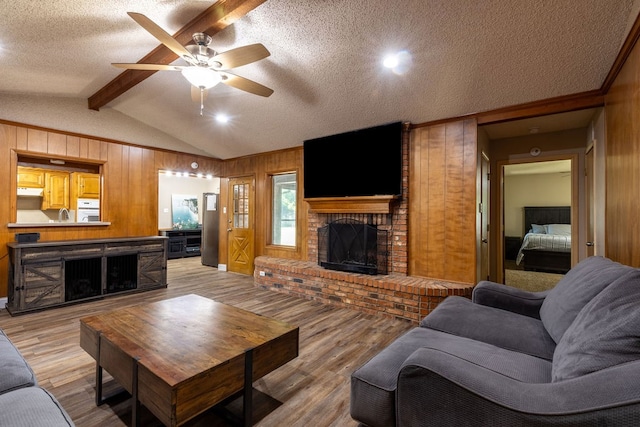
top-left (200, 87), bottom-right (205, 116)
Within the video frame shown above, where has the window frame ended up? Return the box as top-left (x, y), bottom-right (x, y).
top-left (268, 171), bottom-right (298, 248)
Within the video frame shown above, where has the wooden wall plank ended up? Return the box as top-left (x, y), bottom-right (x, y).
top-left (87, 138), bottom-right (102, 160)
top-left (66, 136), bottom-right (80, 158)
top-left (427, 125), bottom-right (446, 279)
top-left (16, 127), bottom-right (27, 151)
top-left (408, 119), bottom-right (478, 283)
top-left (605, 35), bottom-right (640, 266)
top-left (0, 125), bottom-right (16, 284)
top-left (27, 128), bottom-right (47, 153)
top-left (47, 132), bottom-right (67, 156)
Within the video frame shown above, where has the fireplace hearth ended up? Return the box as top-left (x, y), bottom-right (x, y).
top-left (318, 218), bottom-right (388, 275)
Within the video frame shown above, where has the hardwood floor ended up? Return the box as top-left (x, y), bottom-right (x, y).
top-left (0, 257), bottom-right (414, 426)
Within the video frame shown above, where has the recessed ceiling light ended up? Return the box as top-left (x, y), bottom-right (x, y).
top-left (383, 50), bottom-right (412, 75)
top-left (215, 114), bottom-right (229, 123)
top-left (383, 54), bottom-right (399, 69)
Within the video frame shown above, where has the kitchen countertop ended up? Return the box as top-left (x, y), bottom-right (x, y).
top-left (8, 221), bottom-right (111, 228)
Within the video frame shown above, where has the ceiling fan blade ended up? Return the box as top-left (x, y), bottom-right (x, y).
top-left (210, 43), bottom-right (270, 70)
top-left (220, 72), bottom-right (273, 97)
top-left (127, 12), bottom-right (193, 61)
top-left (112, 63), bottom-right (184, 71)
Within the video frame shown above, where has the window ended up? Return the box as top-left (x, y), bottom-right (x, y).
top-left (272, 173), bottom-right (297, 246)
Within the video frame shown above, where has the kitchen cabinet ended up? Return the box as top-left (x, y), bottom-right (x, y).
top-left (72, 172), bottom-right (100, 199)
top-left (17, 166), bottom-right (45, 188)
top-left (6, 236), bottom-right (168, 315)
top-left (42, 171), bottom-right (70, 210)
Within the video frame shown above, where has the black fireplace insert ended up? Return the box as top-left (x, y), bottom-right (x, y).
top-left (318, 218), bottom-right (388, 275)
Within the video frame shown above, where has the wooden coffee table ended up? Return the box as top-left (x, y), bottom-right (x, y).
top-left (79, 294), bottom-right (299, 426)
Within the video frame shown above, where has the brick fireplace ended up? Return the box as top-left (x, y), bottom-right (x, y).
top-left (253, 126), bottom-right (474, 323)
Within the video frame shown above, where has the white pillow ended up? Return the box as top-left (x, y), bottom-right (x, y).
top-left (530, 224), bottom-right (546, 234)
top-left (545, 224), bottom-right (571, 236)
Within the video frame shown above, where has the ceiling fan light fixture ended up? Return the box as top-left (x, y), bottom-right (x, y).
top-left (181, 66), bottom-right (221, 89)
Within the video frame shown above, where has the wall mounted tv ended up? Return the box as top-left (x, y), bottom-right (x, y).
top-left (303, 121), bottom-right (403, 199)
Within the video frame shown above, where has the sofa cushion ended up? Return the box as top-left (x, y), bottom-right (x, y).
top-left (0, 386), bottom-right (74, 426)
top-left (421, 296), bottom-right (556, 360)
top-left (552, 268), bottom-right (640, 382)
top-left (540, 256), bottom-right (633, 343)
top-left (0, 329), bottom-right (37, 394)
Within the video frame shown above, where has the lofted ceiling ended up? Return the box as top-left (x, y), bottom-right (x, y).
top-left (0, 1), bottom-right (638, 160)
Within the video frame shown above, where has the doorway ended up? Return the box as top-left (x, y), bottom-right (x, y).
top-left (499, 156), bottom-right (578, 290)
top-left (227, 176), bottom-right (255, 275)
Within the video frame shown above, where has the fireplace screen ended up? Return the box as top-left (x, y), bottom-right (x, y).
top-left (318, 218), bottom-right (388, 275)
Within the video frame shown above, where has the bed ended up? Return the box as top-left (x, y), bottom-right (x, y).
top-left (515, 206), bottom-right (572, 274)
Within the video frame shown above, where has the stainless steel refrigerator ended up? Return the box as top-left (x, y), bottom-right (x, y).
top-left (201, 193), bottom-right (220, 267)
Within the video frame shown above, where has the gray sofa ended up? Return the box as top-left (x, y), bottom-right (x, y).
top-left (351, 256), bottom-right (640, 426)
top-left (0, 328), bottom-right (74, 426)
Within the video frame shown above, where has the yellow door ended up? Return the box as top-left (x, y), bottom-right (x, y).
top-left (227, 176), bottom-right (255, 275)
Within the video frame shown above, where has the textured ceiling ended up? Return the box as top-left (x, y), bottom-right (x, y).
top-left (0, 0), bottom-right (638, 159)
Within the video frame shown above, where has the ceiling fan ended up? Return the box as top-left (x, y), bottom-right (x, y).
top-left (112, 12), bottom-right (273, 114)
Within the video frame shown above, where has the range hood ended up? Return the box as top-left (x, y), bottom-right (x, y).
top-left (17, 187), bottom-right (44, 197)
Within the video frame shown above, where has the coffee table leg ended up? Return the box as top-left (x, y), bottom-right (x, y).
top-left (132, 357), bottom-right (139, 427)
top-left (243, 349), bottom-right (253, 427)
top-left (95, 332), bottom-right (104, 406)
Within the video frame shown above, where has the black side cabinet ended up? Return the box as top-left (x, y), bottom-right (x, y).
top-left (161, 229), bottom-right (202, 259)
top-left (504, 236), bottom-right (523, 260)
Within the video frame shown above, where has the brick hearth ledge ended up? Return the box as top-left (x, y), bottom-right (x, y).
top-left (254, 256), bottom-right (475, 323)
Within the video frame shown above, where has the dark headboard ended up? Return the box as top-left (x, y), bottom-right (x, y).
top-left (523, 206), bottom-right (570, 236)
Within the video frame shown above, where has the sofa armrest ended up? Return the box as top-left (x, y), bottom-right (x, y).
top-left (397, 346), bottom-right (640, 426)
top-left (472, 280), bottom-right (548, 319)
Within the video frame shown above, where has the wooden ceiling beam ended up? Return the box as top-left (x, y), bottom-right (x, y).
top-left (88, 0), bottom-right (266, 111)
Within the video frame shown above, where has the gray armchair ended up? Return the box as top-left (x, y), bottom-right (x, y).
top-left (351, 256), bottom-right (640, 426)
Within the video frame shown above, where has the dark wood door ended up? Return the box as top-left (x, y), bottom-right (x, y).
top-left (585, 146), bottom-right (595, 257)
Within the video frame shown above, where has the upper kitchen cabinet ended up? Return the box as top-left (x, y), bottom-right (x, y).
top-left (42, 171), bottom-right (70, 210)
top-left (17, 167), bottom-right (45, 188)
top-left (72, 172), bottom-right (100, 199)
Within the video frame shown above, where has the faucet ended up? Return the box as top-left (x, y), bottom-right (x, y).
top-left (58, 208), bottom-right (70, 222)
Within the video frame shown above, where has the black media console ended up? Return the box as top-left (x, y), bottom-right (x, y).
top-left (160, 229), bottom-right (202, 259)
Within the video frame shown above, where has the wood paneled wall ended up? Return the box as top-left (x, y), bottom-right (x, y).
top-left (408, 119), bottom-right (478, 283)
top-left (0, 121), bottom-right (223, 298)
top-left (605, 35), bottom-right (640, 267)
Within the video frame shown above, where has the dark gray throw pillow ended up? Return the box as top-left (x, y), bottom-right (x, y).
top-left (540, 256), bottom-right (634, 343)
top-left (552, 268), bottom-right (640, 382)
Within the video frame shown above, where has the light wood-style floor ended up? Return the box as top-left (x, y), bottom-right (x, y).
top-left (0, 257), bottom-right (414, 426)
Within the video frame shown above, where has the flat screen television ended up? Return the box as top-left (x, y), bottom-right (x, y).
top-left (303, 121), bottom-right (403, 198)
